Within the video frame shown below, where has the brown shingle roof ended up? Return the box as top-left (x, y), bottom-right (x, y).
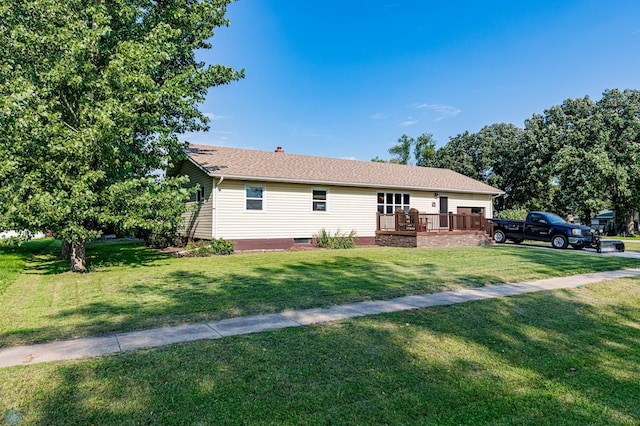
top-left (180, 144), bottom-right (504, 195)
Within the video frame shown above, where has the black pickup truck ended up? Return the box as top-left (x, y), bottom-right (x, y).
top-left (489, 212), bottom-right (594, 249)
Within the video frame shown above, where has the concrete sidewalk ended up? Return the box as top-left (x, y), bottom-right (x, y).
top-left (2, 268), bottom-right (640, 368)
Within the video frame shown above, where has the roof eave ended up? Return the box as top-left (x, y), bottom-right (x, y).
top-left (207, 173), bottom-right (504, 196)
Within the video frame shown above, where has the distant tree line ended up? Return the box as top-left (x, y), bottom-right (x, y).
top-left (374, 88), bottom-right (640, 233)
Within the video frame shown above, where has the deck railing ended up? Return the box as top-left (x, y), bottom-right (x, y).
top-left (377, 212), bottom-right (491, 234)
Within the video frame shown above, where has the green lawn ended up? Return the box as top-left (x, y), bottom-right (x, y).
top-left (1, 277), bottom-right (639, 425)
top-left (0, 238), bottom-right (55, 296)
top-left (1, 239), bottom-right (639, 347)
top-left (618, 238), bottom-right (640, 252)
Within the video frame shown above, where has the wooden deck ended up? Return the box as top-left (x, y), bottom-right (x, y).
top-left (376, 212), bottom-right (494, 248)
top-left (376, 212), bottom-right (492, 235)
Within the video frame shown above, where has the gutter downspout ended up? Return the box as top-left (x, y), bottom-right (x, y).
top-left (213, 176), bottom-right (224, 239)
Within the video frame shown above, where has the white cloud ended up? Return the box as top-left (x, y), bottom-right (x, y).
top-left (203, 112), bottom-right (229, 121)
top-left (415, 103), bottom-right (461, 121)
top-left (369, 112), bottom-right (386, 120)
top-left (399, 117), bottom-right (417, 127)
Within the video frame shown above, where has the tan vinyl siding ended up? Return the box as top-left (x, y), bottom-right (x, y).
top-left (445, 193), bottom-right (494, 218)
top-left (213, 181), bottom-right (489, 240)
top-left (174, 160), bottom-right (214, 240)
top-left (410, 192), bottom-right (439, 214)
top-left (216, 181), bottom-right (377, 239)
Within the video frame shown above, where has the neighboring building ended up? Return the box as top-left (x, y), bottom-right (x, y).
top-left (0, 231), bottom-right (45, 239)
top-left (591, 210), bottom-right (614, 234)
top-left (167, 144), bottom-right (504, 250)
top-left (591, 210), bottom-right (639, 235)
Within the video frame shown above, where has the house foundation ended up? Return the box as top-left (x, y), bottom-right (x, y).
top-left (375, 231), bottom-right (492, 248)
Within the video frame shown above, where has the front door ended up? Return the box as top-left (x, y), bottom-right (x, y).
top-left (439, 196), bottom-right (449, 228)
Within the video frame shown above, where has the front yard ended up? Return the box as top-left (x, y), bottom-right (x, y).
top-left (1, 276), bottom-right (639, 424)
top-left (2, 239), bottom-right (640, 424)
top-left (1, 239), bottom-right (639, 347)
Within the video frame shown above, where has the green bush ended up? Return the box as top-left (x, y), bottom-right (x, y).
top-left (0, 235), bottom-right (28, 249)
top-left (139, 229), bottom-right (176, 249)
top-left (496, 208), bottom-right (528, 221)
top-left (313, 228), bottom-right (357, 249)
top-left (184, 238), bottom-right (235, 256)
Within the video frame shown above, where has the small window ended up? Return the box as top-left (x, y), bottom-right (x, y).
top-left (312, 189), bottom-right (327, 211)
top-left (196, 185), bottom-right (205, 203)
top-left (245, 185), bottom-right (264, 211)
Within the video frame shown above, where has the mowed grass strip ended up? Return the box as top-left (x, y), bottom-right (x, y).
top-left (0, 239), bottom-right (57, 295)
top-left (1, 278), bottom-right (639, 425)
top-left (619, 238), bottom-right (640, 252)
top-left (0, 239), bottom-right (638, 347)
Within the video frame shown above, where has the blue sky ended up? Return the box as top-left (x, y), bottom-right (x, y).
top-left (189, 0), bottom-right (640, 161)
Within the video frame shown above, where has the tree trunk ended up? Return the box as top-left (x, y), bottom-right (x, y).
top-left (60, 240), bottom-right (71, 260)
top-left (625, 212), bottom-right (635, 235)
top-left (582, 208), bottom-right (592, 227)
top-left (70, 239), bottom-right (87, 273)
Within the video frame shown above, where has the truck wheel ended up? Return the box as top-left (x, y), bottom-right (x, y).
top-left (551, 234), bottom-right (568, 249)
top-left (493, 230), bottom-right (506, 244)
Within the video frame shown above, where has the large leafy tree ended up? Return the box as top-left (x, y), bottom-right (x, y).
top-left (373, 133), bottom-right (437, 166)
top-left (597, 88), bottom-right (640, 233)
top-left (544, 97), bottom-right (608, 225)
top-left (434, 124), bottom-right (531, 211)
top-left (519, 113), bottom-right (559, 212)
top-left (433, 131), bottom-right (486, 180)
top-left (474, 123), bottom-right (527, 210)
top-left (388, 134), bottom-right (413, 164)
top-left (413, 133), bottom-right (437, 167)
top-left (0, 0), bottom-right (243, 271)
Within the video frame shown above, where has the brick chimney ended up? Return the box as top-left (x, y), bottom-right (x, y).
top-left (274, 146), bottom-right (284, 153)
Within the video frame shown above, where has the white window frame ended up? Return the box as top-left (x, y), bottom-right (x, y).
top-left (312, 188), bottom-right (328, 212)
top-left (245, 184), bottom-right (265, 211)
top-left (196, 185), bottom-right (205, 204)
top-left (377, 192), bottom-right (410, 213)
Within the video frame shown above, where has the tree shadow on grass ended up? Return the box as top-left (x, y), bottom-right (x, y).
top-left (4, 279), bottom-right (640, 424)
top-left (85, 241), bottom-right (173, 271)
top-left (2, 252), bottom-right (512, 346)
top-left (21, 240), bottom-right (173, 276)
top-left (7, 243), bottom-right (638, 347)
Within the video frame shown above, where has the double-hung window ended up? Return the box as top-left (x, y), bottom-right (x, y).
top-left (312, 189), bottom-right (327, 211)
top-left (245, 185), bottom-right (264, 211)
